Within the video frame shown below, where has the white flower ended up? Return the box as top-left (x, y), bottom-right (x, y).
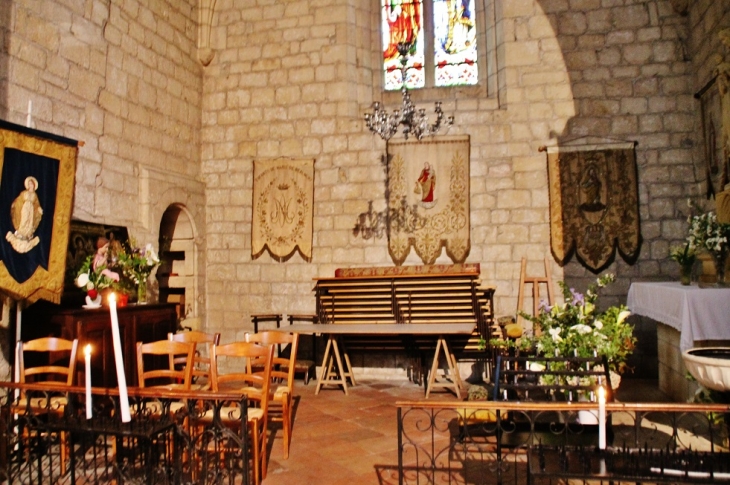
top-left (144, 243), bottom-right (160, 265)
top-left (617, 310), bottom-right (631, 324)
top-left (76, 273), bottom-right (89, 288)
top-left (570, 324), bottom-right (592, 335)
top-left (529, 362), bottom-right (545, 372)
top-left (594, 320), bottom-right (603, 330)
top-left (86, 281), bottom-right (95, 291)
top-left (549, 327), bottom-right (562, 342)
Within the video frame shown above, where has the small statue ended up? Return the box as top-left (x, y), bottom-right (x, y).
top-left (92, 237), bottom-right (110, 272)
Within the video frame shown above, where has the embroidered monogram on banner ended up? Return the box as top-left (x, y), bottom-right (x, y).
top-left (252, 158), bottom-right (314, 262)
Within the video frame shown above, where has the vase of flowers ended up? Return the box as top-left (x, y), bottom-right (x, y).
top-left (75, 255), bottom-right (121, 308)
top-left (687, 211), bottom-right (730, 286)
top-left (670, 243), bottom-right (696, 285)
top-left (518, 274), bottom-right (636, 395)
top-left (117, 241), bottom-right (160, 304)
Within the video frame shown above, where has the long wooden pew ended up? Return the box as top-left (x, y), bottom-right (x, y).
top-left (313, 264), bottom-right (496, 375)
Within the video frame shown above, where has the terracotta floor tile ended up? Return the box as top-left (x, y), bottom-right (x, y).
top-left (260, 376), bottom-right (662, 483)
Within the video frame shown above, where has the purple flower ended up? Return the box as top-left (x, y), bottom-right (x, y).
top-left (538, 300), bottom-right (552, 313)
top-left (570, 288), bottom-right (584, 306)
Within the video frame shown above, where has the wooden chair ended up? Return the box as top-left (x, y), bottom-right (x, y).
top-left (246, 331), bottom-right (300, 458)
top-left (168, 330), bottom-right (221, 390)
top-left (210, 341), bottom-right (274, 485)
top-left (15, 337), bottom-right (79, 476)
top-left (286, 314), bottom-right (317, 385)
top-left (136, 340), bottom-right (196, 391)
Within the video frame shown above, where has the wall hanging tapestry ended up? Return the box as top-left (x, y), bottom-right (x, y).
top-left (387, 135), bottom-right (470, 265)
top-left (545, 141), bottom-right (640, 273)
top-left (252, 158), bottom-right (314, 262)
top-left (0, 119), bottom-right (78, 303)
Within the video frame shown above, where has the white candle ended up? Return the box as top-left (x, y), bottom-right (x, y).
top-left (26, 100), bottom-right (32, 128)
top-left (598, 385), bottom-right (606, 450)
top-left (109, 293), bottom-right (131, 422)
top-left (84, 344), bottom-right (92, 419)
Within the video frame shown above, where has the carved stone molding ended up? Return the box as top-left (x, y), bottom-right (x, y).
top-left (198, 0), bottom-right (217, 66)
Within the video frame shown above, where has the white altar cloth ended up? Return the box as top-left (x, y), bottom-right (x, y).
top-left (627, 282), bottom-right (730, 352)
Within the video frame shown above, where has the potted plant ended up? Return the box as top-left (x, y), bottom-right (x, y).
top-left (518, 274), bottom-right (636, 394)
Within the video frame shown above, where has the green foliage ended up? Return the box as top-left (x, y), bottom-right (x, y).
top-left (670, 242), bottom-right (696, 267)
top-left (520, 274), bottom-right (636, 375)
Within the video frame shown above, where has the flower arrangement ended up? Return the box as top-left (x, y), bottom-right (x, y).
top-left (75, 255), bottom-right (120, 304)
top-left (687, 211), bottom-right (730, 255)
top-left (670, 242), bottom-right (696, 285)
top-left (520, 274), bottom-right (636, 376)
top-left (117, 241), bottom-right (160, 286)
top-left (116, 240), bottom-right (160, 303)
top-left (670, 243), bottom-right (696, 267)
top-left (687, 211), bottom-right (730, 284)
top-left (75, 237), bottom-right (160, 305)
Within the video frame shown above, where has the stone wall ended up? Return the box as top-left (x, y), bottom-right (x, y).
top-left (2, 0), bottom-right (728, 380)
top-left (200, 0), bottom-right (701, 358)
top-left (0, 0), bottom-right (207, 336)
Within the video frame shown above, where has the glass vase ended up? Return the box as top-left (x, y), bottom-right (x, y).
top-left (680, 263), bottom-right (692, 286)
top-left (713, 251), bottom-right (728, 287)
top-left (137, 283), bottom-right (148, 304)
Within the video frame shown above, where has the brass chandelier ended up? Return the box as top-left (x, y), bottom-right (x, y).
top-left (364, 42), bottom-right (454, 141)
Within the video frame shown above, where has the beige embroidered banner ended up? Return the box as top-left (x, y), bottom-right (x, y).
top-left (252, 158), bottom-right (314, 262)
top-left (387, 136), bottom-right (470, 265)
top-left (546, 143), bottom-right (640, 272)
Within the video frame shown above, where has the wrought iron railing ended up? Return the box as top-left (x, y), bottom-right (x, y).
top-left (0, 382), bottom-right (251, 484)
top-left (396, 400), bottom-right (730, 485)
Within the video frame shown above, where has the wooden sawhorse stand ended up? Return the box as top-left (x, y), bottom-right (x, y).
top-left (315, 335), bottom-right (356, 395)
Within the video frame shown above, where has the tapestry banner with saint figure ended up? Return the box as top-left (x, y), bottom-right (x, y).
top-left (387, 136), bottom-right (470, 266)
top-left (0, 119), bottom-right (78, 304)
top-left (252, 158), bottom-right (314, 262)
top-left (546, 142), bottom-right (640, 272)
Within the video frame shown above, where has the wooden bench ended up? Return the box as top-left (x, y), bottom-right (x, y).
top-left (314, 264), bottom-right (496, 366)
top-left (312, 264), bottom-right (496, 393)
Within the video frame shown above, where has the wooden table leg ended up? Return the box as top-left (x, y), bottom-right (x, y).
top-left (315, 335), bottom-right (355, 395)
top-left (425, 336), bottom-right (462, 399)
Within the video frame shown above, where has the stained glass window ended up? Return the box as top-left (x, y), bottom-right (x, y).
top-left (382, 0), bottom-right (425, 90)
top-left (433, 0), bottom-right (478, 87)
top-left (381, 0), bottom-right (477, 90)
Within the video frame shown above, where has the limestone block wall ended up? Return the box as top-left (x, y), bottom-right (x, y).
top-left (1, 0), bottom-right (206, 330)
top-left (0, 0), bottom-right (722, 379)
top-left (200, 0), bottom-right (701, 355)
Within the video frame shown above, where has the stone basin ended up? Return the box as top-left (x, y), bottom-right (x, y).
top-left (682, 347), bottom-right (730, 392)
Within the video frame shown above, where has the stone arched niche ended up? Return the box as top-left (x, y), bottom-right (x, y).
top-left (158, 204), bottom-right (198, 323)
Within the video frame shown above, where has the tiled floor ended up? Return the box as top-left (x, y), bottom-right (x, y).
top-left (261, 376), bottom-right (671, 484)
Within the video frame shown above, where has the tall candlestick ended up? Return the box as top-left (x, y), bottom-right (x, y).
top-left (26, 100), bottom-right (32, 128)
top-left (598, 385), bottom-right (606, 450)
top-left (109, 293), bottom-right (131, 422)
top-left (84, 344), bottom-right (92, 419)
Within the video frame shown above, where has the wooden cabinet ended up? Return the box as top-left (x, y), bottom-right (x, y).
top-left (23, 303), bottom-right (177, 388)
